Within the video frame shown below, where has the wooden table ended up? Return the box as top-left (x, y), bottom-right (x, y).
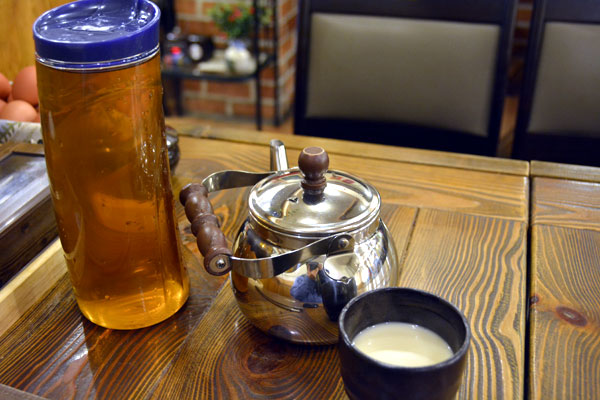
top-left (0, 122), bottom-right (557, 399)
top-left (528, 161), bottom-right (600, 400)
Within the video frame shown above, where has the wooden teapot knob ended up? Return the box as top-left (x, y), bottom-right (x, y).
top-left (298, 147), bottom-right (329, 195)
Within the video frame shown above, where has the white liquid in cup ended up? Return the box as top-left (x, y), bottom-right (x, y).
top-left (352, 322), bottom-right (453, 367)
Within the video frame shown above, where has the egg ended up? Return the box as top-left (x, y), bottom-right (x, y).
top-left (0, 73), bottom-right (10, 100)
top-left (0, 100), bottom-right (38, 122)
top-left (12, 66), bottom-right (38, 106)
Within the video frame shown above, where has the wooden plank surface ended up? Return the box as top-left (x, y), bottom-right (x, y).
top-left (166, 117), bottom-right (530, 177)
top-left (529, 224), bottom-right (600, 399)
top-left (153, 208), bottom-right (527, 399)
top-left (531, 160), bottom-right (600, 183)
top-left (153, 279), bottom-right (348, 399)
top-left (0, 245), bottom-right (227, 399)
top-left (0, 135), bottom-right (529, 399)
top-left (0, 204), bottom-right (416, 399)
top-left (0, 152), bottom-right (242, 399)
top-left (400, 209), bottom-right (527, 399)
top-left (0, 239), bottom-right (65, 337)
top-left (178, 137), bottom-right (529, 222)
top-left (532, 177), bottom-right (600, 231)
top-left (0, 384), bottom-right (47, 400)
top-left (529, 174), bottom-right (600, 399)
top-left (0, 142), bottom-right (45, 159)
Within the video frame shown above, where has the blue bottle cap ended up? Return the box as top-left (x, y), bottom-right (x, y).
top-left (33, 0), bottom-right (160, 69)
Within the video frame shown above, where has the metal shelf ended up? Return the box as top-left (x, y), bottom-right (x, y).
top-left (161, 0), bottom-right (280, 130)
top-left (161, 54), bottom-right (273, 83)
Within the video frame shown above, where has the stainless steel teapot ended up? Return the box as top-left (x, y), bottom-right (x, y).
top-left (180, 140), bottom-right (399, 344)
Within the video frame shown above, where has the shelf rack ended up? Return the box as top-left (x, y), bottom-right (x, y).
top-left (161, 0), bottom-right (280, 130)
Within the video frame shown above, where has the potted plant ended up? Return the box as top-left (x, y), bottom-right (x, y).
top-left (208, 3), bottom-right (271, 73)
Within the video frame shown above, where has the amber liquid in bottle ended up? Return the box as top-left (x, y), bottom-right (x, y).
top-left (36, 55), bottom-right (189, 329)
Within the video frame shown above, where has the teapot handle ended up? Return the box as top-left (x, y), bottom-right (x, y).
top-left (180, 183), bottom-right (233, 275)
top-left (180, 182), bottom-right (360, 278)
top-left (179, 145), bottom-right (334, 277)
top-left (179, 169), bottom-right (275, 275)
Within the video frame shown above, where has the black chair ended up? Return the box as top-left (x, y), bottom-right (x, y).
top-left (293, 0), bottom-right (518, 156)
top-left (513, 0), bottom-right (600, 166)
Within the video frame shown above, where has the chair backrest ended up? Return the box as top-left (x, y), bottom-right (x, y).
top-left (513, 0), bottom-right (600, 166)
top-left (294, 0), bottom-right (518, 156)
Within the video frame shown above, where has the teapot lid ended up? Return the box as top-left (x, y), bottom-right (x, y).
top-left (248, 147), bottom-right (380, 237)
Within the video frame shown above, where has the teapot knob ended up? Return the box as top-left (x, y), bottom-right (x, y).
top-left (298, 147), bottom-right (329, 196)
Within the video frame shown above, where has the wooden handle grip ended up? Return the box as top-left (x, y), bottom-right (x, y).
top-left (180, 183), bottom-right (232, 275)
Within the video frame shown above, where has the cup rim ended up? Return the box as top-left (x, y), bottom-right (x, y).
top-left (338, 287), bottom-right (471, 371)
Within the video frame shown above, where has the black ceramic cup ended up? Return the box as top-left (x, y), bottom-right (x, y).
top-left (338, 287), bottom-right (471, 400)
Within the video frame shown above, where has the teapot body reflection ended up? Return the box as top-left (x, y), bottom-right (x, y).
top-left (180, 141), bottom-right (399, 344)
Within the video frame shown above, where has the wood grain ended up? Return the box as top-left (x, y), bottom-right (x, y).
top-left (178, 136), bottom-right (529, 222)
top-left (0, 384), bottom-right (46, 400)
top-left (0, 163), bottom-right (247, 399)
top-left (532, 177), bottom-right (600, 231)
top-left (529, 225), bottom-right (600, 400)
top-left (152, 205), bottom-right (417, 399)
top-left (531, 160), bottom-right (600, 183)
top-left (0, 134), bottom-right (531, 399)
top-left (153, 280), bottom-right (346, 399)
top-left (0, 142), bottom-right (45, 159)
top-left (0, 239), bottom-right (65, 337)
top-left (152, 206), bottom-right (528, 400)
top-left (400, 209), bottom-right (527, 399)
top-left (0, 0), bottom-right (70, 79)
top-left (166, 117), bottom-right (530, 177)
top-left (0, 246), bottom-right (225, 400)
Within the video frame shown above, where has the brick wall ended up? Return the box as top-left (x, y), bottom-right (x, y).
top-left (173, 0), bottom-right (297, 124)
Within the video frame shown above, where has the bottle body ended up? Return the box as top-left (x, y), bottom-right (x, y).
top-left (37, 54), bottom-right (189, 329)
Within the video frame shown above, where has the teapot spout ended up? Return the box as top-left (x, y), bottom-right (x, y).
top-left (270, 139), bottom-right (289, 171)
